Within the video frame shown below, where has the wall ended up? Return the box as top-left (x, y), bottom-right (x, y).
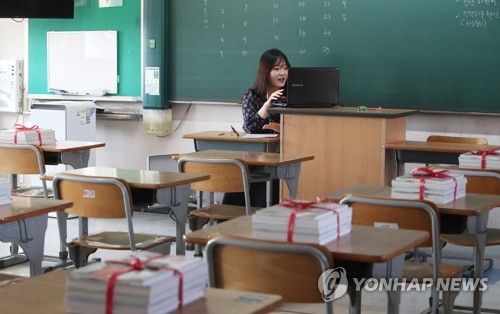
top-left (1, 18), bottom-right (499, 169)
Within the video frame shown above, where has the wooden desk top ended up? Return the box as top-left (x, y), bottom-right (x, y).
top-left (0, 197), bottom-right (73, 223)
top-left (384, 140), bottom-right (498, 153)
top-left (0, 269), bottom-right (283, 314)
top-left (268, 106), bottom-right (418, 118)
top-left (173, 150), bottom-right (314, 167)
top-left (42, 167), bottom-right (210, 189)
top-left (183, 216), bottom-right (428, 264)
top-left (324, 185), bottom-right (500, 216)
top-left (183, 131), bottom-right (280, 143)
top-left (39, 140), bottom-right (106, 153)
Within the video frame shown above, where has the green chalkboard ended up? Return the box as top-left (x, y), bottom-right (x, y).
top-left (169, 0), bottom-right (500, 113)
top-left (28, 0), bottom-right (141, 97)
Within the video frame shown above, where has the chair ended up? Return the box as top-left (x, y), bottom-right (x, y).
top-left (339, 194), bottom-right (465, 314)
top-left (0, 143), bottom-right (54, 270)
top-left (205, 234), bottom-right (334, 314)
top-left (427, 135), bottom-right (488, 145)
top-left (0, 143), bottom-right (49, 198)
top-left (177, 157), bottom-right (262, 221)
top-left (52, 174), bottom-right (175, 268)
top-left (438, 170), bottom-right (500, 275)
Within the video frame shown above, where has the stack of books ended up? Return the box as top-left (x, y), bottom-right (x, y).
top-left (459, 149), bottom-right (500, 170)
top-left (65, 252), bottom-right (207, 314)
top-left (391, 170), bottom-right (467, 204)
top-left (252, 201), bottom-right (352, 244)
top-left (0, 128), bottom-right (56, 145)
top-left (0, 178), bottom-right (11, 206)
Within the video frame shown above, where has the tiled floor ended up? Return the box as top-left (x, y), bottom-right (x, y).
top-left (1, 210), bottom-right (500, 313)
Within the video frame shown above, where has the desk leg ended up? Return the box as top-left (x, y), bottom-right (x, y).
top-left (0, 214), bottom-right (48, 277)
top-left (60, 150), bottom-right (90, 169)
top-left (347, 279), bottom-right (362, 314)
top-left (276, 163), bottom-right (301, 200)
top-left (386, 254), bottom-right (404, 314)
top-left (469, 214), bottom-right (488, 314)
top-left (157, 184), bottom-right (190, 255)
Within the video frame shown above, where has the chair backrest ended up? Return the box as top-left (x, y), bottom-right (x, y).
top-left (177, 157), bottom-right (250, 193)
top-left (177, 157), bottom-right (251, 211)
top-left (0, 143), bottom-right (46, 176)
top-left (427, 135), bottom-right (488, 145)
top-left (53, 174), bottom-right (133, 219)
top-left (435, 169), bottom-right (500, 195)
top-left (339, 194), bottom-right (439, 251)
top-left (0, 143), bottom-right (48, 197)
top-left (206, 234), bottom-right (333, 313)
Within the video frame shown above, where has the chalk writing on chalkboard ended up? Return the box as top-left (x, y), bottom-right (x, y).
top-left (457, 0), bottom-right (499, 29)
top-left (169, 0), bottom-right (500, 113)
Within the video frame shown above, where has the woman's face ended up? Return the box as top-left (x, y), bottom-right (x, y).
top-left (268, 59), bottom-right (288, 90)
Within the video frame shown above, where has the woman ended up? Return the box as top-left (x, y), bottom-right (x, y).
top-left (224, 49), bottom-right (290, 208)
top-left (242, 48), bottom-right (290, 134)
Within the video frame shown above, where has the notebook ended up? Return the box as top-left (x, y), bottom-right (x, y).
top-left (273, 67), bottom-right (340, 108)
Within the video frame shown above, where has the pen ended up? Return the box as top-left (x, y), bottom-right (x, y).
top-left (218, 132), bottom-right (225, 136)
top-left (230, 125), bottom-right (240, 137)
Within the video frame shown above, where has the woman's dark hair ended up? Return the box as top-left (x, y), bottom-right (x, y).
top-left (251, 48), bottom-right (290, 97)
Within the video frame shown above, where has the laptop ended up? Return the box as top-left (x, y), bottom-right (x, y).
top-left (273, 67), bottom-right (340, 108)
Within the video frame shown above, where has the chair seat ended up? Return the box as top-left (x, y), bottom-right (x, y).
top-left (441, 229), bottom-right (500, 247)
top-left (72, 231), bottom-right (175, 250)
top-left (190, 204), bottom-right (262, 220)
top-left (404, 261), bottom-right (466, 280)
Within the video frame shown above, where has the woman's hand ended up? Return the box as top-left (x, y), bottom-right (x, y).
top-left (262, 122), bottom-right (281, 133)
top-left (266, 89), bottom-right (285, 105)
top-left (259, 89), bottom-right (285, 119)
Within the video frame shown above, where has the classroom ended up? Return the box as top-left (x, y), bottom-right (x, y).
top-left (1, 1), bottom-right (500, 313)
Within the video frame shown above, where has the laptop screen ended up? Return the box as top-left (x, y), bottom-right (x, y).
top-left (286, 67), bottom-right (340, 107)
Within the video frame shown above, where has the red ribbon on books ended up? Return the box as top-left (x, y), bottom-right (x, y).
top-left (410, 167), bottom-right (457, 201)
top-left (105, 255), bottom-right (184, 314)
top-left (13, 124), bottom-right (43, 145)
top-left (279, 199), bottom-right (321, 242)
top-left (279, 198), bottom-right (343, 242)
top-left (471, 149), bottom-right (499, 169)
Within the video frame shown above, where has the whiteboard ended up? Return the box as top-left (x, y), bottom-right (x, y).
top-left (47, 31), bottom-right (118, 95)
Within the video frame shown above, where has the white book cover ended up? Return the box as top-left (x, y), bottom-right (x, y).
top-left (0, 128), bottom-right (56, 144)
top-left (391, 190), bottom-right (465, 204)
top-left (253, 224), bottom-right (352, 244)
top-left (252, 202), bottom-right (352, 238)
top-left (392, 173), bottom-right (466, 190)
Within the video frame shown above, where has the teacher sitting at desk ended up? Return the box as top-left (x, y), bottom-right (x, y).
top-left (242, 48), bottom-right (290, 134)
top-left (224, 48), bottom-right (290, 208)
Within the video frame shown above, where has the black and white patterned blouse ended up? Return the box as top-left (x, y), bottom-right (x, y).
top-left (241, 89), bottom-right (280, 134)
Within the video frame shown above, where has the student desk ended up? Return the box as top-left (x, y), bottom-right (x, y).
top-left (0, 269), bottom-right (284, 314)
top-left (183, 130), bottom-right (280, 153)
top-left (383, 140), bottom-right (498, 176)
top-left (173, 149), bottom-right (314, 200)
top-left (40, 140), bottom-right (105, 169)
top-left (182, 133), bottom-right (281, 206)
top-left (184, 215), bottom-right (429, 314)
top-left (1, 140), bottom-right (105, 190)
top-left (43, 167), bottom-right (210, 255)
top-left (325, 185), bottom-right (500, 314)
top-left (268, 106), bottom-right (418, 200)
top-left (0, 197), bottom-right (73, 277)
